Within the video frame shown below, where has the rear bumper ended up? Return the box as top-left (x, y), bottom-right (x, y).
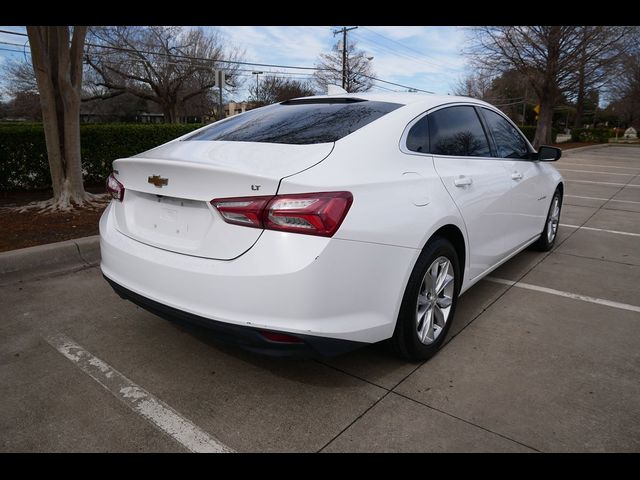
top-left (104, 275), bottom-right (363, 357)
top-left (100, 202), bottom-right (418, 348)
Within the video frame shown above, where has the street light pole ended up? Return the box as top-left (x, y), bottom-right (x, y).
top-left (252, 71), bottom-right (263, 103)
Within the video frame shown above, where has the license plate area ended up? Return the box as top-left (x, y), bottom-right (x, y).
top-left (129, 192), bottom-right (212, 247)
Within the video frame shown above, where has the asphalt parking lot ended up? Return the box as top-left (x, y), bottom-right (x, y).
top-left (1, 144), bottom-right (639, 452)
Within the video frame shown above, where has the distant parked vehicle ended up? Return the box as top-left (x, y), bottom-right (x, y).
top-left (101, 92), bottom-right (563, 360)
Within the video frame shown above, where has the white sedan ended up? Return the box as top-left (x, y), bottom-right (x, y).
top-left (100, 92), bottom-right (563, 360)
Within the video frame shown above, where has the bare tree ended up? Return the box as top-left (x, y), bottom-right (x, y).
top-left (569, 26), bottom-right (636, 128)
top-left (3, 59), bottom-right (39, 95)
top-left (313, 39), bottom-right (374, 93)
top-left (469, 26), bottom-right (637, 146)
top-left (26, 26), bottom-right (98, 210)
top-left (469, 27), bottom-right (587, 147)
top-left (85, 26), bottom-right (244, 123)
top-left (249, 76), bottom-right (316, 106)
top-left (608, 48), bottom-right (640, 129)
top-left (452, 70), bottom-right (493, 99)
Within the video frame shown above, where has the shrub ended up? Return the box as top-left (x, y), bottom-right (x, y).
top-left (570, 128), bottom-right (614, 143)
top-left (0, 123), bottom-right (203, 190)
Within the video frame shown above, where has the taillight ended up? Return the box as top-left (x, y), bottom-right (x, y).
top-left (211, 191), bottom-right (353, 237)
top-left (265, 192), bottom-right (353, 237)
top-left (106, 173), bottom-right (125, 201)
top-left (211, 196), bottom-right (272, 228)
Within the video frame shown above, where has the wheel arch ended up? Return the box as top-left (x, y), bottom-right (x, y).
top-left (427, 224), bottom-right (466, 282)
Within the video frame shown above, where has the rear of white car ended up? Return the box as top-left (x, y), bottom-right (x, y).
top-left (100, 97), bottom-right (420, 355)
top-left (100, 93), bottom-right (563, 358)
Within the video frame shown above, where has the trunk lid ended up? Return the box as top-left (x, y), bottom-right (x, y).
top-left (111, 140), bottom-right (333, 259)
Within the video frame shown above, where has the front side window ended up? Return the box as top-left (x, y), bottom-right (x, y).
top-left (481, 108), bottom-right (531, 159)
top-left (184, 99), bottom-right (402, 145)
top-left (428, 106), bottom-right (491, 157)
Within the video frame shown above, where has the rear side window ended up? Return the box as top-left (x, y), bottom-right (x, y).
top-left (481, 108), bottom-right (531, 159)
top-left (184, 100), bottom-right (402, 145)
top-left (406, 116), bottom-right (429, 153)
top-left (428, 106), bottom-right (491, 157)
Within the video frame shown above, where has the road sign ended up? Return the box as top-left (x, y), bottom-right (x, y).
top-left (214, 70), bottom-right (226, 88)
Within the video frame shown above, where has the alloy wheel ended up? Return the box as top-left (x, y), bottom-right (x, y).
top-left (416, 256), bottom-right (455, 345)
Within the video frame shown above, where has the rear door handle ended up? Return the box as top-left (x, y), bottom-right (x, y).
top-left (511, 172), bottom-right (523, 181)
top-left (454, 176), bottom-right (472, 187)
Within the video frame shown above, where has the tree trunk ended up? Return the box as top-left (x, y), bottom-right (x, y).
top-left (573, 29), bottom-right (588, 128)
top-left (573, 78), bottom-right (585, 129)
top-left (532, 27), bottom-right (561, 149)
top-left (27, 26), bottom-right (89, 210)
top-left (162, 104), bottom-right (180, 123)
top-left (533, 93), bottom-right (555, 148)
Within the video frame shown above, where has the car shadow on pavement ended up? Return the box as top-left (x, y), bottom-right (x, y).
top-left (162, 315), bottom-right (388, 387)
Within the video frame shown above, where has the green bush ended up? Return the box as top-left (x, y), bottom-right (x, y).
top-left (570, 128), bottom-right (615, 143)
top-left (0, 123), bottom-right (203, 190)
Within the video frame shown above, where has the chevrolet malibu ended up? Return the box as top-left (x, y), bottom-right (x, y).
top-left (100, 92), bottom-right (563, 360)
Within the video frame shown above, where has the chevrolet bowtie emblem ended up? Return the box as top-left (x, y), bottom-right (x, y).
top-left (148, 175), bottom-right (168, 188)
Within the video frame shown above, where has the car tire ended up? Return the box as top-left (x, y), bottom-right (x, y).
top-left (530, 188), bottom-right (562, 252)
top-left (391, 236), bottom-right (461, 362)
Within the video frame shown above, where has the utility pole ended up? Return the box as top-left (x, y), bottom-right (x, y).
top-left (216, 70), bottom-right (225, 120)
top-left (521, 86), bottom-right (527, 127)
top-left (252, 71), bottom-right (263, 103)
top-left (333, 26), bottom-right (358, 90)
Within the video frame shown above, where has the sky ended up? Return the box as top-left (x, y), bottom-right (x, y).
top-left (0, 26), bottom-right (470, 99)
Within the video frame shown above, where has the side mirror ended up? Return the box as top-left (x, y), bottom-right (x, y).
top-left (537, 145), bottom-right (562, 161)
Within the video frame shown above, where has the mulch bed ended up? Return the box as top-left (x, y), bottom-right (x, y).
top-left (0, 186), bottom-right (107, 253)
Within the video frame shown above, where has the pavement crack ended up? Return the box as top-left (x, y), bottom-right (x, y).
top-left (390, 391), bottom-right (541, 452)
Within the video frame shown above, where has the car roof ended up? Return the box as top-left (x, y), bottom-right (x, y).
top-left (291, 91), bottom-right (495, 110)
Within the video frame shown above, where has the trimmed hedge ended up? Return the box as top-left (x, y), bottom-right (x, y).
top-left (0, 123), bottom-right (203, 190)
top-left (570, 128), bottom-right (615, 143)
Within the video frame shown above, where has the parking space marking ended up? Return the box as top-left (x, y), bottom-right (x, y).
top-left (485, 277), bottom-right (640, 313)
top-left (566, 179), bottom-right (640, 188)
top-left (565, 195), bottom-right (640, 205)
top-left (560, 163), bottom-right (640, 171)
top-left (557, 168), bottom-right (633, 176)
top-left (45, 333), bottom-right (234, 453)
top-left (560, 223), bottom-right (640, 238)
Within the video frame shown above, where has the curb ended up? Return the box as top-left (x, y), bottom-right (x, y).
top-left (561, 144), bottom-right (611, 155)
top-left (562, 143), bottom-right (640, 156)
top-left (0, 235), bottom-right (100, 283)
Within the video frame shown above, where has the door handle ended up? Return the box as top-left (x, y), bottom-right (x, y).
top-left (511, 172), bottom-right (523, 181)
top-left (454, 176), bottom-right (472, 187)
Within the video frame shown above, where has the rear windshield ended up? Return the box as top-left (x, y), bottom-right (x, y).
top-left (184, 100), bottom-right (402, 145)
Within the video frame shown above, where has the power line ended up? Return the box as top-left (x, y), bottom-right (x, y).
top-left (0, 47), bottom-right (24, 54)
top-left (0, 29), bottom-right (435, 94)
top-left (360, 26), bottom-right (454, 69)
top-left (353, 30), bottom-right (455, 74)
top-left (0, 29), bottom-right (27, 37)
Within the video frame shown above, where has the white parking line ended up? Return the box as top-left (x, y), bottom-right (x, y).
top-left (560, 163), bottom-right (640, 171)
top-left (566, 179), bottom-right (640, 188)
top-left (45, 333), bottom-right (234, 453)
top-left (560, 223), bottom-right (640, 237)
top-left (557, 168), bottom-right (634, 176)
top-left (565, 195), bottom-right (640, 205)
top-left (486, 277), bottom-right (640, 313)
